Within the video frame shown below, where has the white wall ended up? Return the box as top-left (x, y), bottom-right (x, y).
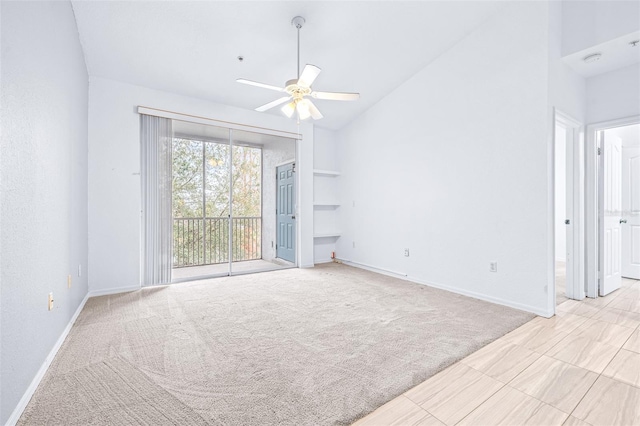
top-left (88, 77), bottom-right (314, 294)
top-left (335, 2), bottom-right (552, 316)
top-left (555, 126), bottom-right (567, 261)
top-left (0, 1), bottom-right (89, 423)
top-left (586, 64), bottom-right (640, 124)
top-left (562, 1), bottom-right (640, 56)
top-left (549, 0), bottom-right (587, 122)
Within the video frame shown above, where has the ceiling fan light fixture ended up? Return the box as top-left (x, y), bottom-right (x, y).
top-left (281, 101), bottom-right (296, 118)
top-left (296, 99), bottom-right (311, 120)
top-left (237, 15), bottom-right (359, 121)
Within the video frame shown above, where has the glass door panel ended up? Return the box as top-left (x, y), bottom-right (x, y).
top-left (171, 121), bottom-right (231, 281)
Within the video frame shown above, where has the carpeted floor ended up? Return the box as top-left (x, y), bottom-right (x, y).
top-left (19, 263), bottom-right (534, 425)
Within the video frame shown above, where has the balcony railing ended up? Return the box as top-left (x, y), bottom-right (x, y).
top-left (173, 217), bottom-right (261, 268)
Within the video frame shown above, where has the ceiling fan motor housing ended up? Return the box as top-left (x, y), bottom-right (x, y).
top-left (291, 16), bottom-right (305, 29)
top-left (285, 79), bottom-right (311, 100)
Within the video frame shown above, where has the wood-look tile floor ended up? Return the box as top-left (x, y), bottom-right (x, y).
top-left (353, 278), bottom-right (640, 426)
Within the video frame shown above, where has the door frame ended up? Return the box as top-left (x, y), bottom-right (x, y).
top-left (275, 159), bottom-right (297, 265)
top-left (551, 109), bottom-right (585, 311)
top-left (586, 115), bottom-right (640, 298)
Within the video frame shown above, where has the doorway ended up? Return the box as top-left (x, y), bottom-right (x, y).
top-left (170, 120), bottom-right (297, 281)
top-left (597, 123), bottom-right (640, 296)
top-left (587, 118), bottom-right (640, 298)
top-left (553, 111), bottom-right (584, 307)
top-left (555, 123), bottom-right (569, 304)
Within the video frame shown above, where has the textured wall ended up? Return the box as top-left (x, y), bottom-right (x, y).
top-left (0, 1), bottom-right (89, 423)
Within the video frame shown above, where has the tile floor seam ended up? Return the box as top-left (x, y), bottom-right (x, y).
top-left (600, 352), bottom-right (640, 390)
top-left (420, 407), bottom-right (447, 426)
top-left (503, 365), bottom-right (587, 416)
top-left (453, 384), bottom-right (569, 425)
top-left (507, 327), bottom-right (572, 359)
top-left (505, 354), bottom-right (600, 414)
top-left (566, 297), bottom-right (639, 422)
top-left (404, 364), bottom-right (504, 426)
top-left (399, 394), bottom-right (432, 421)
top-left (450, 380), bottom-right (506, 426)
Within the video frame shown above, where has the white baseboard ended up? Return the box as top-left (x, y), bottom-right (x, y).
top-left (88, 285), bottom-right (140, 297)
top-left (340, 259), bottom-right (548, 318)
top-left (6, 284), bottom-right (143, 425)
top-left (5, 293), bottom-right (90, 426)
top-left (409, 276), bottom-right (550, 317)
top-left (314, 258), bottom-right (334, 265)
top-left (339, 259), bottom-right (408, 278)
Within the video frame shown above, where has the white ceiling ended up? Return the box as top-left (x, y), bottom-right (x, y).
top-left (563, 31), bottom-right (640, 78)
top-left (71, 1), bottom-right (505, 130)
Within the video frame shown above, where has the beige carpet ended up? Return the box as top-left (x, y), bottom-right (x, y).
top-left (19, 263), bottom-right (534, 425)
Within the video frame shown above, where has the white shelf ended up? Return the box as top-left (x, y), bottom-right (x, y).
top-left (314, 202), bottom-right (340, 208)
top-left (313, 232), bottom-right (341, 238)
top-left (313, 169), bottom-right (341, 177)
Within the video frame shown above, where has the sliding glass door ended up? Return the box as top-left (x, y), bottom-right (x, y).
top-left (170, 121), bottom-right (296, 281)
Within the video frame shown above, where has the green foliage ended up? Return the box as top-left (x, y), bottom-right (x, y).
top-left (172, 138), bottom-right (262, 267)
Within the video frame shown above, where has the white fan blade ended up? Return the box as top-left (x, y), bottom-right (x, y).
top-left (255, 96), bottom-right (292, 112)
top-left (237, 78), bottom-right (284, 92)
top-left (307, 99), bottom-right (323, 120)
top-left (311, 91), bottom-right (360, 101)
top-left (297, 64), bottom-right (321, 88)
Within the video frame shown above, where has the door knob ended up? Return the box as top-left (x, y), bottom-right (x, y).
top-left (620, 219), bottom-right (627, 224)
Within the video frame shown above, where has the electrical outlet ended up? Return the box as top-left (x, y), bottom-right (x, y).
top-left (48, 293), bottom-right (54, 311)
top-left (78, 264), bottom-right (82, 277)
top-left (67, 275), bottom-right (72, 289)
top-left (404, 248), bottom-right (410, 257)
top-left (352, 241), bottom-right (356, 248)
top-left (489, 262), bottom-right (498, 273)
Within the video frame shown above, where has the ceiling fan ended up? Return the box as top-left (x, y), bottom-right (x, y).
top-left (237, 16), bottom-right (360, 121)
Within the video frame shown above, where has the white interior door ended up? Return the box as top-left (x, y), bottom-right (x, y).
top-left (565, 128), bottom-right (575, 298)
top-left (600, 134), bottom-right (623, 295)
top-left (622, 145), bottom-right (640, 279)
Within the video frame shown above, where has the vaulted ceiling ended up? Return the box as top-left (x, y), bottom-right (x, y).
top-left (71, 1), bottom-right (505, 130)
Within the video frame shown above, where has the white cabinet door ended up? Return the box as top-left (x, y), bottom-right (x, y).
top-left (600, 135), bottom-right (623, 296)
top-left (622, 146), bottom-right (640, 279)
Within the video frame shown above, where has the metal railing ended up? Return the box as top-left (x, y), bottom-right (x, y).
top-left (173, 217), bottom-right (261, 267)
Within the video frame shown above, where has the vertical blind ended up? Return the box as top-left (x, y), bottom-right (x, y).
top-left (141, 114), bottom-right (173, 285)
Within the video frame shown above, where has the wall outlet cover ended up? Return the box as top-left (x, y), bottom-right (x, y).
top-left (48, 293), bottom-right (54, 311)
